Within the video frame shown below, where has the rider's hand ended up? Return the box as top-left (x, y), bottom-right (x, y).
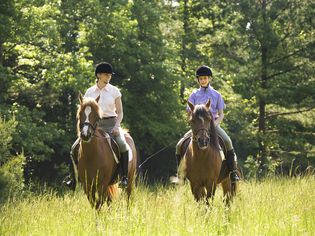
top-left (112, 126), bottom-right (120, 136)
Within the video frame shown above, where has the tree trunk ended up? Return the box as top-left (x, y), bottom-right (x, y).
top-left (258, 0), bottom-right (268, 178)
top-left (0, 42), bottom-right (3, 66)
top-left (180, 0), bottom-right (189, 104)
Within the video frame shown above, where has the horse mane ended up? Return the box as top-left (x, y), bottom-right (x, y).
top-left (76, 97), bottom-right (103, 137)
top-left (191, 104), bottom-right (220, 150)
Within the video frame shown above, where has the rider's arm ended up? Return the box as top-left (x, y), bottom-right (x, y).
top-left (214, 109), bottom-right (224, 127)
top-left (112, 97), bottom-right (123, 135)
top-left (187, 109), bottom-right (192, 119)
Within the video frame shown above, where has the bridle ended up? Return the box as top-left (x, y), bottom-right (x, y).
top-left (80, 121), bottom-right (98, 132)
top-left (80, 119), bottom-right (99, 139)
top-left (192, 127), bottom-right (211, 142)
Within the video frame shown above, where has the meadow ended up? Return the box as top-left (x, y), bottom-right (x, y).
top-left (1, 176), bottom-right (314, 236)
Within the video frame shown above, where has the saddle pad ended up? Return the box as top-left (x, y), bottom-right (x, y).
top-left (127, 143), bottom-right (132, 162)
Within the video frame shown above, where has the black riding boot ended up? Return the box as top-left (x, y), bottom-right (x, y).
top-left (63, 162), bottom-right (76, 191)
top-left (119, 151), bottom-right (129, 188)
top-left (63, 158), bottom-right (77, 191)
top-left (226, 149), bottom-right (240, 183)
top-left (170, 154), bottom-right (181, 184)
top-left (63, 140), bottom-right (79, 190)
top-left (175, 153), bottom-right (181, 169)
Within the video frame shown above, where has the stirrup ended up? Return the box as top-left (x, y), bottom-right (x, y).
top-left (119, 176), bottom-right (128, 188)
top-left (170, 175), bottom-right (180, 184)
top-left (62, 175), bottom-right (76, 190)
top-left (230, 170), bottom-right (240, 183)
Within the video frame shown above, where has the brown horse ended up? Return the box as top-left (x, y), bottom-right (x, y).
top-left (179, 99), bottom-right (237, 204)
top-left (76, 94), bottom-right (137, 209)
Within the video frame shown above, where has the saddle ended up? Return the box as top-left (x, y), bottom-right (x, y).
top-left (97, 129), bottom-right (120, 158)
top-left (97, 129), bottom-right (129, 184)
top-left (73, 128), bottom-right (127, 185)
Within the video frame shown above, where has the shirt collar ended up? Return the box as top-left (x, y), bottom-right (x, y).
top-left (199, 84), bottom-right (212, 91)
top-left (94, 83), bottom-right (111, 92)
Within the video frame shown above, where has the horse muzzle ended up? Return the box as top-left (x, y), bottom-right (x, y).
top-left (197, 137), bottom-right (210, 150)
top-left (80, 129), bottom-right (93, 142)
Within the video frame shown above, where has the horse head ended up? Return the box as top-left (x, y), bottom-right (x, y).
top-left (188, 99), bottom-right (214, 150)
top-left (77, 93), bottom-right (102, 142)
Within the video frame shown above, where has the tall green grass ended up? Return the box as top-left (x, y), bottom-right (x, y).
top-left (1, 176), bottom-right (314, 235)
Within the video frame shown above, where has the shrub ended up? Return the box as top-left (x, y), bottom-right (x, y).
top-left (0, 154), bottom-right (26, 203)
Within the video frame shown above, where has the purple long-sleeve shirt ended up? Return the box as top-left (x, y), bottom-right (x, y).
top-left (187, 85), bottom-right (225, 119)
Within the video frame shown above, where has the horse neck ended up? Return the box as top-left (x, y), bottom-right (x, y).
top-left (80, 133), bottom-right (112, 160)
top-left (80, 137), bottom-right (99, 156)
top-left (191, 141), bottom-right (220, 158)
top-left (191, 141), bottom-right (209, 154)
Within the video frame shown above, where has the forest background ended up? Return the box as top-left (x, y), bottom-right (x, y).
top-left (0, 0), bottom-right (314, 196)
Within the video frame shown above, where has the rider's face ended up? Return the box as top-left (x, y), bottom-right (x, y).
top-left (198, 76), bottom-right (210, 87)
top-left (97, 73), bottom-right (112, 84)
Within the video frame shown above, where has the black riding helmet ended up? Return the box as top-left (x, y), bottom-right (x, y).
top-left (95, 62), bottom-right (114, 76)
top-left (195, 65), bottom-right (212, 77)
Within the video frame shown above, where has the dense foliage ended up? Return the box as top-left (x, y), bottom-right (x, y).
top-left (0, 0), bottom-right (314, 191)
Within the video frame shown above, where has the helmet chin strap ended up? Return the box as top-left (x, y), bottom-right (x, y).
top-left (200, 82), bottom-right (209, 88)
top-left (97, 79), bottom-right (108, 89)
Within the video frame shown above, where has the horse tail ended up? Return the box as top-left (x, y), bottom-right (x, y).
top-left (107, 183), bottom-right (120, 201)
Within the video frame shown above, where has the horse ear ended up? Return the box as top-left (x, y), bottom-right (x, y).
top-left (205, 99), bottom-right (211, 109)
top-left (188, 100), bottom-right (194, 112)
top-left (95, 95), bottom-right (100, 103)
top-left (79, 92), bottom-right (83, 104)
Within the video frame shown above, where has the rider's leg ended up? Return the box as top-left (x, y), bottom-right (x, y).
top-left (114, 130), bottom-right (129, 188)
top-left (175, 140), bottom-right (182, 173)
top-left (98, 118), bottom-right (129, 188)
top-left (215, 126), bottom-right (240, 183)
top-left (63, 138), bottom-right (80, 190)
top-left (173, 130), bottom-right (192, 180)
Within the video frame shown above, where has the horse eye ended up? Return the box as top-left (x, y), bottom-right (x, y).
top-left (191, 118), bottom-right (198, 123)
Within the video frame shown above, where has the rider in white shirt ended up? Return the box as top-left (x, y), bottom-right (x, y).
top-left (66, 62), bottom-right (129, 189)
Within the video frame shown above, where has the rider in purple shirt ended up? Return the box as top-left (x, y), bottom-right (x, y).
top-left (174, 65), bottom-right (239, 183)
top-left (187, 84), bottom-right (225, 120)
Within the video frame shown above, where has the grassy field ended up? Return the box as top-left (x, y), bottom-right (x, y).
top-left (1, 176), bottom-right (314, 236)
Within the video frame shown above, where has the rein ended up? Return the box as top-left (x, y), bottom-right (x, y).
top-left (80, 121), bottom-right (98, 131)
top-left (80, 120), bottom-right (105, 138)
top-left (79, 121), bottom-right (120, 164)
top-left (138, 140), bottom-right (177, 169)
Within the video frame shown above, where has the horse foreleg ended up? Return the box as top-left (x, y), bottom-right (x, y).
top-left (86, 186), bottom-right (96, 208)
top-left (191, 183), bottom-right (206, 202)
top-left (205, 182), bottom-right (216, 206)
top-left (221, 178), bottom-right (233, 206)
top-left (95, 185), bottom-right (107, 210)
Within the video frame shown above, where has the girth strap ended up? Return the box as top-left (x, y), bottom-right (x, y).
top-left (104, 132), bottom-right (120, 164)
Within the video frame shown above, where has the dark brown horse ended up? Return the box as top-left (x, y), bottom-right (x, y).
top-left (76, 94), bottom-right (137, 209)
top-left (179, 100), bottom-right (237, 204)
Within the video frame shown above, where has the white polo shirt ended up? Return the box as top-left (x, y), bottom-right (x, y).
top-left (84, 83), bottom-right (121, 117)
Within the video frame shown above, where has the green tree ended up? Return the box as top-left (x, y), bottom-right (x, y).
top-left (221, 0), bottom-right (315, 176)
top-left (0, 117), bottom-right (17, 165)
top-left (1, 0), bottom-right (93, 183)
top-left (83, 0), bottom-right (185, 153)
